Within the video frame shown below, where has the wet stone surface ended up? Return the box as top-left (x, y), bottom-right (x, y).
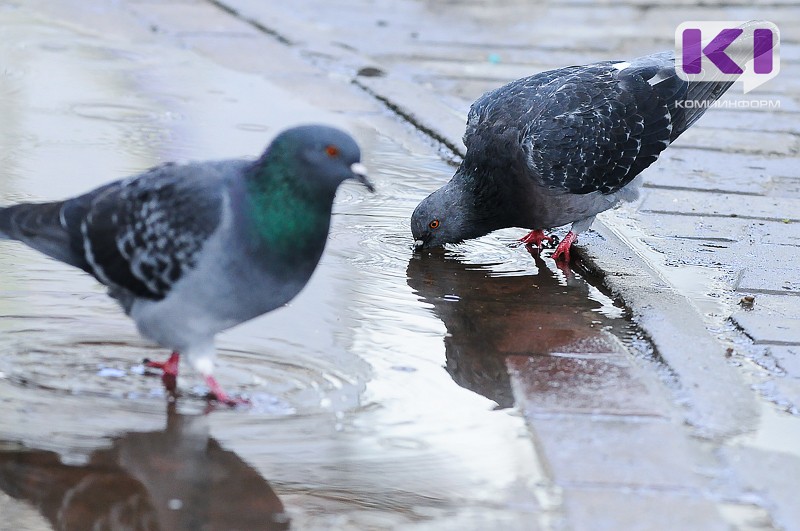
top-left (0, 2), bottom-right (669, 529)
top-left (2, 0), bottom-right (799, 529)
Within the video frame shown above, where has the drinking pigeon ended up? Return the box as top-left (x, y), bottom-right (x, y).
top-left (0, 125), bottom-right (373, 405)
top-left (411, 50), bottom-right (735, 261)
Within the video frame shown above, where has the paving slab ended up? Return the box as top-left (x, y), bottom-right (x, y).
top-left (524, 415), bottom-right (719, 490)
top-left (560, 488), bottom-right (731, 531)
top-left (673, 128), bottom-right (799, 157)
top-left (507, 354), bottom-right (672, 418)
top-left (740, 295), bottom-right (800, 317)
top-left (643, 150), bottom-right (793, 196)
top-left (639, 189), bottom-right (800, 223)
top-left (737, 267), bottom-right (800, 295)
top-left (723, 446), bottom-right (800, 531)
top-left (731, 312), bottom-right (800, 346)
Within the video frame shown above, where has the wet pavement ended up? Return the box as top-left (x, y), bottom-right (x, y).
top-left (1, 0), bottom-right (799, 530)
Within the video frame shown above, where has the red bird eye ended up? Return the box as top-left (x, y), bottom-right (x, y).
top-left (429, 219), bottom-right (440, 229)
top-left (325, 145), bottom-right (340, 157)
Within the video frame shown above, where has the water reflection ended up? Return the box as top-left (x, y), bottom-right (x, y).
top-left (406, 247), bottom-right (630, 407)
top-left (0, 404), bottom-right (289, 531)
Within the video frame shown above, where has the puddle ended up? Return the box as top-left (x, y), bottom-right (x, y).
top-left (599, 208), bottom-right (736, 322)
top-left (404, 243), bottom-right (637, 408)
top-left (0, 3), bottom-right (659, 529)
top-left (733, 402), bottom-right (800, 460)
top-left (0, 403), bottom-right (290, 531)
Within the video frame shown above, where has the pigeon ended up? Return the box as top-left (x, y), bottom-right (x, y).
top-left (411, 50), bottom-right (735, 262)
top-left (0, 125), bottom-right (373, 405)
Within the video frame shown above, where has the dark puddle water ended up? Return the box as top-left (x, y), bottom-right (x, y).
top-left (0, 404), bottom-right (289, 531)
top-left (406, 247), bottom-right (634, 409)
top-left (0, 3), bottom-right (652, 529)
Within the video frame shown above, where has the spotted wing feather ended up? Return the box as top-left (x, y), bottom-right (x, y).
top-left (81, 162), bottom-right (229, 300)
top-left (464, 51), bottom-right (732, 195)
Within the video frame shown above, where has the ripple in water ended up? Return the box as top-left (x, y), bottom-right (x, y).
top-left (71, 102), bottom-right (162, 123)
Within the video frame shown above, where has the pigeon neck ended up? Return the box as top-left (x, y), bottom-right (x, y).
top-left (244, 161), bottom-right (334, 258)
top-left (453, 166), bottom-right (512, 235)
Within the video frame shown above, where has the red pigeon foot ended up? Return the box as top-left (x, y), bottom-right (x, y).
top-left (518, 229), bottom-right (555, 250)
top-left (551, 231), bottom-right (578, 263)
top-left (204, 375), bottom-right (250, 407)
top-left (144, 352), bottom-right (180, 394)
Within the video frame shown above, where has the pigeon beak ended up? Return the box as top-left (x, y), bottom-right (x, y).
top-left (413, 239), bottom-right (426, 249)
top-left (350, 162), bottom-right (375, 192)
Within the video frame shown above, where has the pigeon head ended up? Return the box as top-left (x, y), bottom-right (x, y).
top-left (243, 125), bottom-right (374, 255)
top-left (261, 125), bottom-right (374, 193)
top-left (411, 183), bottom-right (482, 249)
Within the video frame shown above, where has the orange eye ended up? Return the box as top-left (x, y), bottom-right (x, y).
top-left (429, 219), bottom-right (440, 229)
top-left (325, 145), bottom-right (340, 157)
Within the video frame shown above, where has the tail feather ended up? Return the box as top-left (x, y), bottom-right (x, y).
top-left (624, 50), bottom-right (735, 142)
top-left (0, 201), bottom-right (89, 271)
top-left (674, 79), bottom-right (734, 139)
top-left (0, 207), bottom-right (9, 239)
top-left (664, 20), bottom-right (766, 140)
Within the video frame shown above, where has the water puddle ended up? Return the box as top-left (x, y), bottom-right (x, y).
top-left (0, 3), bottom-right (657, 529)
top-left (733, 402), bottom-right (800, 460)
top-left (404, 243), bottom-right (636, 408)
top-left (599, 208), bottom-right (736, 322)
top-left (0, 403), bottom-right (290, 530)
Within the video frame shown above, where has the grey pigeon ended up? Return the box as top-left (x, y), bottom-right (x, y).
top-left (411, 50), bottom-right (734, 261)
top-left (0, 125), bottom-right (373, 405)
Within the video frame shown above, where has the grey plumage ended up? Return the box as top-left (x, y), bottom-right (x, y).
top-left (411, 50), bottom-right (734, 259)
top-left (0, 125), bottom-right (373, 403)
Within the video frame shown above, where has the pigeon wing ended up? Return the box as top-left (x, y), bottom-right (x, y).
top-left (81, 162), bottom-right (228, 301)
top-left (465, 52), bottom-right (726, 196)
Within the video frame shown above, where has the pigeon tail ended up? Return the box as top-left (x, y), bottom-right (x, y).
top-left (0, 202), bottom-right (89, 270)
top-left (661, 20), bottom-right (765, 138)
top-left (675, 79), bottom-right (734, 139)
top-left (0, 206), bottom-right (9, 239)
top-left (621, 51), bottom-right (734, 141)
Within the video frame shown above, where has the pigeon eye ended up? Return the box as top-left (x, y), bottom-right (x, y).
top-left (325, 145), bottom-right (340, 157)
top-left (429, 219), bottom-right (440, 229)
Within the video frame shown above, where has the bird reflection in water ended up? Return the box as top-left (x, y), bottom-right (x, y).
top-left (407, 247), bottom-right (625, 408)
top-left (0, 404), bottom-right (289, 530)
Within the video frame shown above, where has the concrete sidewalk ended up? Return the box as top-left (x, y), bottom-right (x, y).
top-left (9, 0), bottom-right (799, 529)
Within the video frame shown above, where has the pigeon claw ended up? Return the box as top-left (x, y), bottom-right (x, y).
top-left (518, 229), bottom-right (555, 251)
top-left (204, 375), bottom-right (250, 408)
top-left (144, 352), bottom-right (181, 394)
top-left (551, 231), bottom-right (578, 263)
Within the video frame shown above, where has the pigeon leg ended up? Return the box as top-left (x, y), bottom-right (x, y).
top-left (518, 229), bottom-right (554, 250)
top-left (144, 352), bottom-right (180, 394)
top-left (551, 231), bottom-right (578, 262)
top-left (204, 375), bottom-right (249, 407)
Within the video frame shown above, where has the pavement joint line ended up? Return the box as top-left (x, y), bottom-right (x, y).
top-left (639, 210), bottom-right (800, 223)
top-left (205, 0), bottom-right (293, 45)
top-left (522, 411), bottom-right (672, 421)
top-left (736, 289), bottom-right (800, 296)
top-left (353, 78), bottom-right (466, 158)
top-left (642, 184), bottom-right (779, 197)
top-left (548, 482), bottom-right (712, 495)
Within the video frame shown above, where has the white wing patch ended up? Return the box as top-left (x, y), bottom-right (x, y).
top-left (647, 70), bottom-right (672, 86)
top-left (81, 216), bottom-right (114, 287)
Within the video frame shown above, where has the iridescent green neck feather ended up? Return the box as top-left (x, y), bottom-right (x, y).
top-left (244, 157), bottom-right (334, 256)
